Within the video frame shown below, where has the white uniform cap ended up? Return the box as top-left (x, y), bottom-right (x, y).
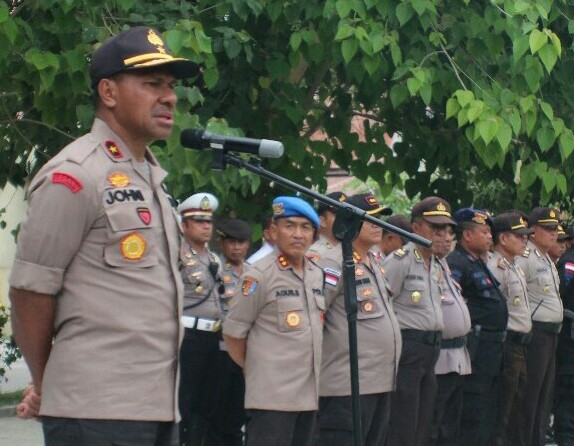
top-left (177, 192), bottom-right (219, 221)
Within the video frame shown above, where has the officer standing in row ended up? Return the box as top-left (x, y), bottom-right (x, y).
top-left (378, 215), bottom-right (412, 257)
top-left (487, 213), bottom-right (532, 446)
top-left (9, 26), bottom-right (196, 445)
top-left (223, 196), bottom-right (325, 446)
top-left (384, 196), bottom-right (449, 446)
top-left (555, 223), bottom-right (574, 446)
top-left (430, 220), bottom-right (472, 446)
top-left (177, 192), bottom-right (225, 446)
top-left (309, 191), bottom-right (348, 256)
top-left (211, 218), bottom-right (253, 446)
top-left (514, 207), bottom-right (563, 446)
top-left (317, 193), bottom-right (401, 446)
top-left (446, 208), bottom-right (508, 446)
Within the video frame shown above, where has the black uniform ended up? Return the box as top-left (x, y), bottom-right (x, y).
top-left (446, 246), bottom-right (508, 446)
top-left (555, 248), bottom-right (574, 446)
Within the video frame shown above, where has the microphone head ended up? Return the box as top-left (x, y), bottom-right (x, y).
top-left (260, 139), bottom-right (284, 158)
top-left (180, 129), bottom-right (208, 149)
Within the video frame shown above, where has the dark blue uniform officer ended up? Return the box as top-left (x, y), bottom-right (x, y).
top-left (446, 208), bottom-right (508, 446)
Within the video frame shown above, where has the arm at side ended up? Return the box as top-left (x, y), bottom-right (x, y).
top-left (223, 334), bottom-right (246, 369)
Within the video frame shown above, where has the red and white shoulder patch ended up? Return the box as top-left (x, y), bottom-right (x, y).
top-left (51, 171), bottom-right (83, 193)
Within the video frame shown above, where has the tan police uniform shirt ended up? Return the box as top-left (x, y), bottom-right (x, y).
top-left (308, 234), bottom-right (339, 257)
top-left (220, 259), bottom-right (246, 318)
top-left (488, 251), bottom-right (532, 333)
top-left (434, 257), bottom-right (472, 375)
top-left (515, 241), bottom-right (563, 323)
top-left (319, 249), bottom-right (402, 396)
top-left (180, 243), bottom-right (222, 320)
top-left (223, 254), bottom-right (325, 411)
top-left (9, 118), bottom-right (183, 421)
top-left (382, 242), bottom-right (444, 331)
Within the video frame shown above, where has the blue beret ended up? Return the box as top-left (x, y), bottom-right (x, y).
top-left (454, 208), bottom-right (493, 226)
top-left (272, 196), bottom-right (320, 228)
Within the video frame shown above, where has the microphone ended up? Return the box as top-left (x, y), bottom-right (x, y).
top-left (180, 129), bottom-right (284, 158)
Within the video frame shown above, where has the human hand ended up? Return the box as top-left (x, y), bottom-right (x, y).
top-left (16, 383), bottom-right (41, 420)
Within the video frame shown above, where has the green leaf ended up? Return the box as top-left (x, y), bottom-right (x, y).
top-left (411, 0), bottom-right (426, 15)
top-left (336, 0), bottom-right (353, 18)
top-left (538, 44), bottom-right (558, 73)
top-left (390, 43), bottom-right (402, 66)
top-left (496, 122), bottom-right (512, 151)
top-left (390, 84), bottom-right (409, 108)
top-left (552, 118), bottom-right (564, 136)
top-left (539, 101), bottom-right (554, 121)
top-left (0, 3), bottom-right (9, 23)
top-left (290, 32), bottom-right (302, 50)
top-left (509, 111), bottom-right (522, 135)
top-left (541, 172), bottom-right (556, 192)
top-left (223, 39), bottom-right (242, 59)
top-left (396, 3), bottom-right (414, 26)
top-left (341, 39), bottom-right (359, 64)
top-left (557, 174), bottom-right (567, 195)
top-left (445, 98), bottom-right (460, 119)
top-left (420, 83), bottom-right (432, 105)
top-left (203, 68), bottom-right (219, 89)
top-left (455, 90), bottom-right (474, 108)
top-left (372, 34), bottom-right (385, 53)
top-left (407, 77), bottom-right (421, 95)
top-left (529, 29), bottom-right (548, 54)
top-left (519, 96), bottom-right (534, 112)
top-left (536, 126), bottom-right (555, 152)
top-left (559, 131), bottom-right (574, 161)
top-left (467, 101), bottom-right (484, 123)
top-left (478, 119), bottom-right (499, 145)
top-left (547, 30), bottom-right (562, 56)
top-left (513, 35), bottom-right (530, 62)
top-left (520, 164), bottom-right (538, 189)
top-left (335, 23), bottom-right (355, 41)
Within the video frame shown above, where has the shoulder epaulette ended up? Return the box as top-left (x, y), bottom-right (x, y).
top-left (394, 248), bottom-right (408, 258)
top-left (65, 134), bottom-right (100, 165)
top-left (497, 257), bottom-right (507, 270)
top-left (522, 248), bottom-right (531, 258)
top-left (534, 249), bottom-right (542, 258)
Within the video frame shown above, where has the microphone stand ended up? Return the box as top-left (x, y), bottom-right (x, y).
top-left (215, 152), bottom-right (431, 446)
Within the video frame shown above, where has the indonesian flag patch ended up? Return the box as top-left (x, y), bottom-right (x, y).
top-left (324, 267), bottom-right (341, 286)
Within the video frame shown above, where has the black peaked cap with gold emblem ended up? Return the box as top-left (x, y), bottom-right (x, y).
top-left (528, 206), bottom-right (560, 228)
top-left (345, 193), bottom-right (393, 216)
top-left (90, 26), bottom-right (200, 87)
top-left (453, 208), bottom-right (493, 227)
top-left (411, 196), bottom-right (456, 225)
top-left (491, 212), bottom-right (532, 236)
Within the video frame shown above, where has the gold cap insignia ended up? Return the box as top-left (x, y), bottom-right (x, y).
top-left (200, 196), bottom-right (211, 210)
top-left (272, 203), bottom-right (285, 215)
top-left (550, 210), bottom-right (556, 218)
top-left (437, 203), bottom-right (446, 211)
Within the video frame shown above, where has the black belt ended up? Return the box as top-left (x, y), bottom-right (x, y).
top-left (532, 320), bottom-right (562, 334)
top-left (506, 330), bottom-right (532, 345)
top-left (472, 325), bottom-right (506, 342)
top-left (401, 329), bottom-right (442, 346)
top-left (441, 335), bottom-right (467, 349)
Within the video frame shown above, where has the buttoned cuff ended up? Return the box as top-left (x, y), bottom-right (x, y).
top-left (222, 319), bottom-right (251, 339)
top-left (9, 258), bottom-right (64, 295)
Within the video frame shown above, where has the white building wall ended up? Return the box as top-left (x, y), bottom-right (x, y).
top-left (0, 183), bottom-right (27, 310)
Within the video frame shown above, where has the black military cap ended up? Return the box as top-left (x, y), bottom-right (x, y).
top-left (491, 212), bottom-right (532, 236)
top-left (317, 191), bottom-right (347, 215)
top-left (384, 215), bottom-right (412, 233)
top-left (345, 193), bottom-right (393, 216)
top-left (215, 218), bottom-right (252, 241)
top-left (557, 225), bottom-right (573, 241)
top-left (453, 208), bottom-right (493, 226)
top-left (528, 207), bottom-right (560, 228)
top-left (90, 26), bottom-right (200, 87)
top-left (411, 196), bottom-right (456, 225)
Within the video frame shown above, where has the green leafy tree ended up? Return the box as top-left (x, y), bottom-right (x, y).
top-left (2, 0), bottom-right (574, 225)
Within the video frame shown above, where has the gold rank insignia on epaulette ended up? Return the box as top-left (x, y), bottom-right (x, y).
top-left (105, 140), bottom-right (123, 159)
top-left (497, 258), bottom-right (507, 270)
top-left (307, 252), bottom-right (319, 262)
top-left (353, 251), bottom-right (362, 263)
top-left (522, 248), bottom-right (531, 258)
top-left (394, 248), bottom-right (408, 258)
top-left (534, 249), bottom-right (542, 258)
top-left (414, 249), bottom-right (422, 263)
top-left (278, 254), bottom-right (289, 267)
top-left (325, 242), bottom-right (332, 249)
